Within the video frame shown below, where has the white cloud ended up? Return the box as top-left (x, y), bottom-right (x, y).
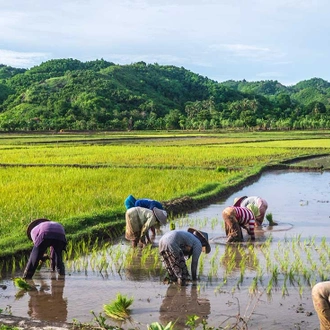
top-left (209, 44), bottom-right (286, 62)
top-left (0, 49), bottom-right (49, 68)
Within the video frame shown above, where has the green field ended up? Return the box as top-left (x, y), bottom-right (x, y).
top-left (0, 130), bottom-right (329, 259)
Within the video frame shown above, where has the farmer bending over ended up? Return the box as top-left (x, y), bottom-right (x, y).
top-left (23, 218), bottom-right (67, 279)
top-left (125, 206), bottom-right (167, 247)
top-left (233, 196), bottom-right (268, 227)
top-left (222, 205), bottom-right (258, 243)
top-left (124, 195), bottom-right (165, 236)
top-left (159, 228), bottom-right (211, 286)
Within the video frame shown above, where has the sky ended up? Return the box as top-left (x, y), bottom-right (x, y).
top-left (1, 0), bottom-right (329, 86)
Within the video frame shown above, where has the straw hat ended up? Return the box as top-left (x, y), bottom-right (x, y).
top-left (153, 207), bottom-right (167, 225)
top-left (26, 218), bottom-right (50, 240)
top-left (187, 228), bottom-right (211, 254)
top-left (233, 196), bottom-right (247, 207)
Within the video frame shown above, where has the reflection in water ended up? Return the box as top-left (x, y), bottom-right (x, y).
top-left (27, 275), bottom-right (67, 322)
top-left (220, 244), bottom-right (259, 273)
top-left (124, 247), bottom-right (163, 281)
top-left (159, 285), bottom-right (210, 328)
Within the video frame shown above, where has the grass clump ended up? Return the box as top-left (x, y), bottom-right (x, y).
top-left (103, 293), bottom-right (133, 321)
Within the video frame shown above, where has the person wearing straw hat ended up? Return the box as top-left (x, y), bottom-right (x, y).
top-left (125, 206), bottom-right (167, 248)
top-left (158, 228), bottom-right (211, 286)
top-left (23, 218), bottom-right (67, 279)
top-left (222, 205), bottom-right (258, 243)
top-left (233, 196), bottom-right (268, 227)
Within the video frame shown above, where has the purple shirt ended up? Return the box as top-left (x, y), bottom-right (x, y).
top-left (31, 221), bottom-right (66, 247)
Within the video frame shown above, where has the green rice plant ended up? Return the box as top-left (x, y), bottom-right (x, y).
top-left (281, 276), bottom-right (288, 297)
top-left (266, 278), bottom-right (273, 297)
top-left (185, 315), bottom-right (200, 330)
top-left (210, 217), bottom-right (218, 230)
top-left (265, 213), bottom-right (277, 226)
top-left (13, 278), bottom-right (32, 291)
top-left (247, 204), bottom-right (260, 218)
top-left (270, 265), bottom-right (279, 285)
top-left (198, 253), bottom-right (205, 274)
top-left (249, 277), bottom-right (258, 295)
top-left (148, 321), bottom-right (175, 330)
top-left (103, 293), bottom-right (134, 321)
top-left (169, 221), bottom-right (176, 230)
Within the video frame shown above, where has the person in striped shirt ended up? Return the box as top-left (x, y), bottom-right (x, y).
top-left (233, 196), bottom-right (268, 227)
top-left (222, 206), bottom-right (257, 243)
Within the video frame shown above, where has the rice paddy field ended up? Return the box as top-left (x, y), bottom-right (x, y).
top-left (0, 129), bottom-right (330, 329)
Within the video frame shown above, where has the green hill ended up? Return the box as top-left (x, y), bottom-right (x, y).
top-left (0, 59), bottom-right (329, 131)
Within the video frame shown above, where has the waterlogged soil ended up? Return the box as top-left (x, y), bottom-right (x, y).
top-left (1, 166), bottom-right (330, 330)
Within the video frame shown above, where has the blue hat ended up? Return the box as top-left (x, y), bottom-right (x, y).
top-left (124, 195), bottom-right (136, 209)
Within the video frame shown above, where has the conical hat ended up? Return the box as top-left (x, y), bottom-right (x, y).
top-left (26, 218), bottom-right (50, 240)
top-left (153, 207), bottom-right (167, 225)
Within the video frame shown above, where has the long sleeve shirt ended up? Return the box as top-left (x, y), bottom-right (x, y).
top-left (31, 221), bottom-right (66, 247)
top-left (159, 230), bottom-right (202, 280)
top-left (125, 207), bottom-right (158, 239)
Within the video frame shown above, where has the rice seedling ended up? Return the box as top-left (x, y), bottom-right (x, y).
top-left (198, 253), bottom-right (205, 274)
top-left (169, 221), bottom-right (176, 230)
top-left (148, 321), bottom-right (175, 330)
top-left (13, 278), bottom-right (32, 291)
top-left (249, 277), bottom-right (258, 295)
top-left (265, 213), bottom-right (277, 226)
top-left (266, 278), bottom-right (273, 297)
top-left (103, 293), bottom-right (134, 321)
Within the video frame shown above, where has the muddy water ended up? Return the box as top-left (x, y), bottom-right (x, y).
top-left (1, 169), bottom-right (330, 329)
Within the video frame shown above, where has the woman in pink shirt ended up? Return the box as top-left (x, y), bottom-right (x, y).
top-left (23, 218), bottom-right (67, 279)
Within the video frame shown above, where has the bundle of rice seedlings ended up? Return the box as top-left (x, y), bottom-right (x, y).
top-left (266, 213), bottom-right (278, 226)
top-left (103, 293), bottom-right (133, 321)
top-left (247, 204), bottom-right (260, 218)
top-left (13, 278), bottom-right (32, 291)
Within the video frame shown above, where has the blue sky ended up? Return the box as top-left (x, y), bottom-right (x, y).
top-left (1, 0), bottom-right (329, 86)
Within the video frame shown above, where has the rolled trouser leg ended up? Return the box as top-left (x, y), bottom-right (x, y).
top-left (223, 207), bottom-right (243, 242)
top-left (312, 281), bottom-right (330, 330)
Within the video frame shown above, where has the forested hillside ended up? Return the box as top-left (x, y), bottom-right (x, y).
top-left (0, 58), bottom-right (329, 131)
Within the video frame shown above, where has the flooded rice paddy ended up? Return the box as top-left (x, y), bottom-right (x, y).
top-left (1, 168), bottom-right (330, 329)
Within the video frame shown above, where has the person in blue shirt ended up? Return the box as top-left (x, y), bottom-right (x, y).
top-left (124, 194), bottom-right (164, 210)
top-left (124, 195), bottom-right (164, 236)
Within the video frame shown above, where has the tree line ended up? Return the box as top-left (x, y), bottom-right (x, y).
top-left (0, 59), bottom-right (330, 131)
